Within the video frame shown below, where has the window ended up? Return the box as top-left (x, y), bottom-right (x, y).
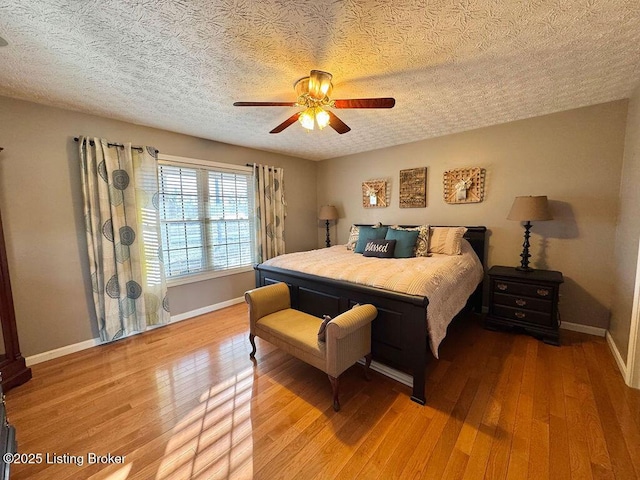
top-left (157, 155), bottom-right (254, 281)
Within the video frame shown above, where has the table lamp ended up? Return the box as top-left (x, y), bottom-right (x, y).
top-left (507, 195), bottom-right (552, 272)
top-left (318, 205), bottom-right (339, 248)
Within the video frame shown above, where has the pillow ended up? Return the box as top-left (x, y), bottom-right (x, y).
top-left (385, 228), bottom-right (419, 258)
top-left (354, 226), bottom-right (388, 253)
top-left (317, 315), bottom-right (332, 342)
top-left (390, 225), bottom-right (430, 257)
top-left (346, 225), bottom-right (360, 250)
top-left (429, 226), bottom-right (468, 255)
top-left (363, 239), bottom-right (396, 258)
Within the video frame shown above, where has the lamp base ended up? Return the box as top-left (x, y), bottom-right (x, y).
top-left (515, 266), bottom-right (534, 272)
top-left (517, 221), bottom-right (533, 271)
top-left (325, 220), bottom-right (331, 248)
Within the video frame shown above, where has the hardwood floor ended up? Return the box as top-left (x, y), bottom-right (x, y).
top-left (6, 304), bottom-right (640, 479)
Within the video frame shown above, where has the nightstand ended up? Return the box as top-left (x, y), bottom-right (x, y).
top-left (485, 265), bottom-right (563, 345)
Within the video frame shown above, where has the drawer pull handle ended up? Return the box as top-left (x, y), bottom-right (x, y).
top-left (515, 312), bottom-right (526, 319)
top-left (497, 283), bottom-right (508, 291)
top-left (537, 288), bottom-right (550, 297)
top-left (515, 299), bottom-right (527, 307)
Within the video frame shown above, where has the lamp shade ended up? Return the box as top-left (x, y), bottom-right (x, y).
top-left (507, 196), bottom-right (552, 221)
top-left (318, 205), bottom-right (338, 220)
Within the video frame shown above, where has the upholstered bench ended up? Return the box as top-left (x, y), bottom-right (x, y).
top-left (245, 282), bottom-right (378, 411)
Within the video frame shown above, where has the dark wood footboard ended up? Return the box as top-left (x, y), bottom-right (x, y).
top-left (254, 226), bottom-right (487, 405)
top-left (255, 264), bottom-right (430, 404)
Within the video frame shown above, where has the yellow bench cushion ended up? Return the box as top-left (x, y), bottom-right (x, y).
top-left (257, 309), bottom-right (326, 361)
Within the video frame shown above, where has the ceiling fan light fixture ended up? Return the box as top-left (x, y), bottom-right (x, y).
top-left (299, 107), bottom-right (316, 130)
top-left (298, 106), bottom-right (330, 131)
top-left (315, 107), bottom-right (330, 129)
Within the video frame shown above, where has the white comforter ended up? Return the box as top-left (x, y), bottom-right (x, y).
top-left (262, 240), bottom-right (484, 357)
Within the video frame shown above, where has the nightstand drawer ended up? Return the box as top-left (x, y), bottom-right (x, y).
top-left (493, 293), bottom-right (552, 313)
top-left (493, 305), bottom-right (553, 327)
top-left (492, 279), bottom-right (555, 299)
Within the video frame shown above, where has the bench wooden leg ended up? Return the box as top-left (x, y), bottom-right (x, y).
top-left (249, 334), bottom-right (256, 358)
top-left (328, 375), bottom-right (340, 412)
top-left (364, 353), bottom-right (372, 381)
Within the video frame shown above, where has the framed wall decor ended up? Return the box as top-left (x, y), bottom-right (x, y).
top-left (399, 167), bottom-right (427, 208)
top-left (443, 167), bottom-right (486, 204)
top-left (362, 179), bottom-right (389, 208)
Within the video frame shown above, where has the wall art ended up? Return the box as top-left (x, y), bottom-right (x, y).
top-left (362, 179), bottom-right (389, 208)
top-left (399, 167), bottom-right (427, 208)
top-left (443, 167), bottom-right (486, 204)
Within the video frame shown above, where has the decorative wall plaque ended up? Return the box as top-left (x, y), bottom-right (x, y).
top-left (443, 167), bottom-right (486, 204)
top-left (362, 179), bottom-right (389, 208)
top-left (399, 167), bottom-right (427, 208)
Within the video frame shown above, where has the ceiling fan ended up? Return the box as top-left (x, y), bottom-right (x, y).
top-left (233, 70), bottom-right (395, 134)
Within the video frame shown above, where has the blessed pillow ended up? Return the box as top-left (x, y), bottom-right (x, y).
top-left (317, 315), bottom-right (332, 342)
top-left (354, 226), bottom-right (389, 253)
top-left (385, 228), bottom-right (419, 258)
top-left (363, 239), bottom-right (396, 258)
top-left (346, 225), bottom-right (360, 250)
top-left (429, 226), bottom-right (467, 255)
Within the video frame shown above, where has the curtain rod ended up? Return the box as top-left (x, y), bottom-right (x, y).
top-left (245, 163), bottom-right (280, 170)
top-left (74, 137), bottom-right (158, 154)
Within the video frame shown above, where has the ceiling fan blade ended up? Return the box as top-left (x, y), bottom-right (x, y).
top-left (327, 111), bottom-right (351, 134)
top-left (269, 112), bottom-right (301, 134)
top-left (332, 98), bottom-right (396, 109)
top-left (234, 101), bottom-right (297, 107)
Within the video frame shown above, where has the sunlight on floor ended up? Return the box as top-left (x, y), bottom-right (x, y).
top-left (156, 367), bottom-right (255, 479)
top-left (105, 463), bottom-right (133, 480)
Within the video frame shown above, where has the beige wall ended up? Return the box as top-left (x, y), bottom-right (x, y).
top-left (0, 93), bottom-right (631, 358)
top-left (610, 86), bottom-right (640, 363)
top-left (0, 95), bottom-right (317, 357)
top-left (317, 101), bottom-right (628, 329)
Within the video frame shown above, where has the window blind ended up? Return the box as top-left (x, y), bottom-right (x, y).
top-left (158, 163), bottom-right (254, 278)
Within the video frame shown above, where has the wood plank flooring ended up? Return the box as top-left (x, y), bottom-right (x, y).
top-left (6, 304), bottom-right (640, 479)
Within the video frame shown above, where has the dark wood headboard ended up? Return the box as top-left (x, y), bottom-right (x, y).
top-left (354, 225), bottom-right (488, 267)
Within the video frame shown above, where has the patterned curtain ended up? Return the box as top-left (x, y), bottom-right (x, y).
top-left (79, 137), bottom-right (169, 342)
top-left (254, 164), bottom-right (286, 262)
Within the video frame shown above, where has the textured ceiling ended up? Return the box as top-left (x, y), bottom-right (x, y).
top-left (1, 1), bottom-right (639, 161)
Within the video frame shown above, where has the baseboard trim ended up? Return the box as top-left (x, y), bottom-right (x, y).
top-left (560, 321), bottom-right (606, 337)
top-left (169, 296), bottom-right (245, 323)
top-left (26, 338), bottom-right (101, 367)
top-left (25, 296), bottom-right (246, 367)
top-left (606, 330), bottom-right (629, 381)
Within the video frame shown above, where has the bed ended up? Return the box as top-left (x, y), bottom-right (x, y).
top-left (254, 225), bottom-right (487, 405)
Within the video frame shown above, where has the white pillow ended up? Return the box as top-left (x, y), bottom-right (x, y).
top-left (429, 227), bottom-right (467, 255)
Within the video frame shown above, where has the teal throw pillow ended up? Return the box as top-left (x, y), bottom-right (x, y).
top-left (385, 228), bottom-right (420, 258)
top-left (354, 226), bottom-right (388, 253)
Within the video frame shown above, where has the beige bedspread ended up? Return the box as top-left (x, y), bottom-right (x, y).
top-left (262, 240), bottom-right (484, 357)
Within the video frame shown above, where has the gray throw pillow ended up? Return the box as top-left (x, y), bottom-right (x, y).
top-left (317, 315), bottom-right (332, 342)
top-left (363, 239), bottom-right (396, 258)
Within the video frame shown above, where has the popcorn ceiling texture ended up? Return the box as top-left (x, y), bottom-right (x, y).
top-left (0, 0), bottom-right (639, 161)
